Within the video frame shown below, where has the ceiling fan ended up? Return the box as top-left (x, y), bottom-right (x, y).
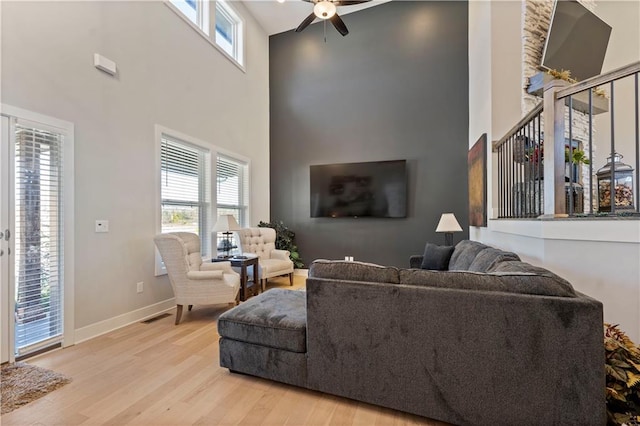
top-left (295, 0), bottom-right (371, 36)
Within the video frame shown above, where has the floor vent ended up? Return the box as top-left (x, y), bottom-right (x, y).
top-left (141, 313), bottom-right (171, 324)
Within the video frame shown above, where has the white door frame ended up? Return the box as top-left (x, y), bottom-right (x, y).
top-left (0, 104), bottom-right (75, 358)
top-left (1, 115), bottom-right (13, 363)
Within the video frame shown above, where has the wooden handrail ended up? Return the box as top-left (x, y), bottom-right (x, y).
top-left (556, 61), bottom-right (640, 99)
top-left (492, 103), bottom-right (543, 151)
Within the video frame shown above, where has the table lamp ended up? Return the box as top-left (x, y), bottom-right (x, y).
top-left (213, 215), bottom-right (241, 258)
top-left (435, 213), bottom-right (462, 246)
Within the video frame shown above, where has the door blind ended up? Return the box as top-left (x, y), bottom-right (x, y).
top-left (14, 123), bottom-right (64, 356)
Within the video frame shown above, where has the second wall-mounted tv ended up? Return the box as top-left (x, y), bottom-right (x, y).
top-left (541, 0), bottom-right (611, 81)
top-left (310, 160), bottom-right (407, 218)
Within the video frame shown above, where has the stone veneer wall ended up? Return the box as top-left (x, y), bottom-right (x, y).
top-left (522, 0), bottom-right (597, 212)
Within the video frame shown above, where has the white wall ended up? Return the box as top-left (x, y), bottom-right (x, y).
top-left (1, 1), bottom-right (270, 334)
top-left (469, 1), bottom-right (640, 341)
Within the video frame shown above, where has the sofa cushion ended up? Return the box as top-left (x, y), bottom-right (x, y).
top-left (467, 248), bottom-right (521, 273)
top-left (488, 261), bottom-right (576, 296)
top-left (217, 289), bottom-right (307, 353)
top-left (420, 243), bottom-right (454, 271)
top-left (398, 267), bottom-right (576, 297)
top-left (448, 240), bottom-right (490, 270)
top-left (309, 260), bottom-right (400, 284)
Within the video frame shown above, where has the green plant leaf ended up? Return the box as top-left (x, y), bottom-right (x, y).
top-left (611, 359), bottom-right (633, 369)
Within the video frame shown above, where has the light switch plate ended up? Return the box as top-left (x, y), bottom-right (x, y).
top-left (95, 220), bottom-right (109, 233)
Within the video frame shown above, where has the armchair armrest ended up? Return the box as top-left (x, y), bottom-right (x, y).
top-left (272, 249), bottom-right (291, 260)
top-left (186, 270), bottom-right (224, 280)
top-left (409, 255), bottom-right (424, 269)
top-left (201, 261), bottom-right (234, 274)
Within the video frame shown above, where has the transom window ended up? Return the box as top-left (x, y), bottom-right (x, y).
top-left (166, 0), bottom-right (244, 70)
top-left (169, 0), bottom-right (210, 35)
top-left (215, 1), bottom-right (244, 66)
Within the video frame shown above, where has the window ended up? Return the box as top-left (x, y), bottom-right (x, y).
top-left (215, 155), bottom-right (249, 251)
top-left (160, 134), bottom-right (211, 257)
top-left (216, 154), bottom-right (248, 225)
top-left (156, 126), bottom-right (250, 273)
top-left (169, 0), bottom-right (210, 35)
top-left (215, 0), bottom-right (244, 66)
top-left (165, 0), bottom-right (245, 70)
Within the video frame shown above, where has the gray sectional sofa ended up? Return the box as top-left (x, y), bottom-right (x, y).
top-left (218, 240), bottom-right (605, 425)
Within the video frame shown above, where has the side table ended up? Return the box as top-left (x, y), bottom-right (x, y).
top-left (212, 255), bottom-right (259, 302)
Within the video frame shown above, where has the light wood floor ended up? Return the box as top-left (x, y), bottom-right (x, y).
top-left (2, 275), bottom-right (446, 426)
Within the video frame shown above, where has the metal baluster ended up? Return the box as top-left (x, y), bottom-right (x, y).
top-left (588, 89), bottom-right (594, 214)
top-left (610, 81), bottom-right (616, 214)
top-left (635, 72), bottom-right (639, 213)
top-left (568, 95), bottom-right (574, 215)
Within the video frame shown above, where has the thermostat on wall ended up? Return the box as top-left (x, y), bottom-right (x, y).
top-left (94, 53), bottom-right (117, 76)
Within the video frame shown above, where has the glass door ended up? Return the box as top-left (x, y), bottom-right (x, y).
top-left (1, 108), bottom-right (71, 359)
top-left (13, 120), bottom-right (65, 357)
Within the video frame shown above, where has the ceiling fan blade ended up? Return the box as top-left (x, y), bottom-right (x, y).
top-left (330, 13), bottom-right (349, 36)
top-left (334, 0), bottom-right (370, 5)
top-left (295, 12), bottom-right (317, 33)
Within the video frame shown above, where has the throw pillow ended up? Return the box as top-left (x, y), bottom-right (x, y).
top-left (420, 243), bottom-right (454, 271)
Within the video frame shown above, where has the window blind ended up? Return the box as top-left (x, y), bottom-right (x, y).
top-left (14, 123), bottom-right (64, 356)
top-left (216, 154), bottom-right (248, 227)
top-left (160, 135), bottom-right (210, 255)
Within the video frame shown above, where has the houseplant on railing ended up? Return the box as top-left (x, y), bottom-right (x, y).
top-left (605, 323), bottom-right (640, 425)
top-left (526, 144), bottom-right (590, 180)
top-left (257, 220), bottom-right (304, 268)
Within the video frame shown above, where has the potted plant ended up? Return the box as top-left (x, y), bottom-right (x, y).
top-left (605, 323), bottom-right (640, 425)
top-left (257, 220), bottom-right (304, 268)
top-left (525, 144), bottom-right (590, 180)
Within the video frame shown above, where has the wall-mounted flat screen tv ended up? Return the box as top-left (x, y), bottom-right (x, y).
top-left (541, 0), bottom-right (611, 82)
top-left (310, 160), bottom-right (407, 218)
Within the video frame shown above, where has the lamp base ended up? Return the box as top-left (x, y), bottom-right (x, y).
top-left (444, 233), bottom-right (453, 246)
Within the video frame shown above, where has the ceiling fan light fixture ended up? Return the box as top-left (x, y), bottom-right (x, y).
top-left (313, 1), bottom-right (337, 19)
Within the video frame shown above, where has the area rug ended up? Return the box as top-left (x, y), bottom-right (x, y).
top-left (1, 362), bottom-right (71, 414)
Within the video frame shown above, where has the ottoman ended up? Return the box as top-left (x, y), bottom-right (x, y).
top-left (218, 288), bottom-right (308, 387)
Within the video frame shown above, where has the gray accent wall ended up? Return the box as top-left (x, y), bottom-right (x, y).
top-left (269, 1), bottom-right (469, 268)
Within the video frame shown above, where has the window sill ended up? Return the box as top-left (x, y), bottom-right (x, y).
top-left (164, 2), bottom-right (245, 73)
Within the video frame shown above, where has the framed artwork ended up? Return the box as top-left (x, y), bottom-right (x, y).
top-left (468, 133), bottom-right (487, 227)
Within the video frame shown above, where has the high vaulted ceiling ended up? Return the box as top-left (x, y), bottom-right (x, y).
top-left (242, 0), bottom-right (391, 36)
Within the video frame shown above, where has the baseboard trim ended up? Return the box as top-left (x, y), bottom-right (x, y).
top-left (74, 298), bottom-right (176, 344)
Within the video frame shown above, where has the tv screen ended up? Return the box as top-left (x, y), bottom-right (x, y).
top-left (541, 0), bottom-right (611, 82)
top-left (310, 160), bottom-right (407, 218)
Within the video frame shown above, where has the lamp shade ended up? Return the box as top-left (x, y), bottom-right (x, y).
top-left (212, 214), bottom-right (241, 232)
top-left (435, 213), bottom-right (462, 233)
top-left (314, 1), bottom-right (336, 19)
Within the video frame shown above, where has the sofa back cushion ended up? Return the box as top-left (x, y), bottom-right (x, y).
top-left (309, 260), bottom-right (400, 284)
top-left (448, 240), bottom-right (490, 270)
top-left (467, 248), bottom-right (521, 273)
top-left (488, 261), bottom-right (576, 296)
top-left (399, 265), bottom-right (576, 297)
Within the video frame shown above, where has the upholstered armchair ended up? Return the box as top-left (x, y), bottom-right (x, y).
top-left (154, 232), bottom-right (241, 324)
top-left (234, 227), bottom-right (294, 291)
